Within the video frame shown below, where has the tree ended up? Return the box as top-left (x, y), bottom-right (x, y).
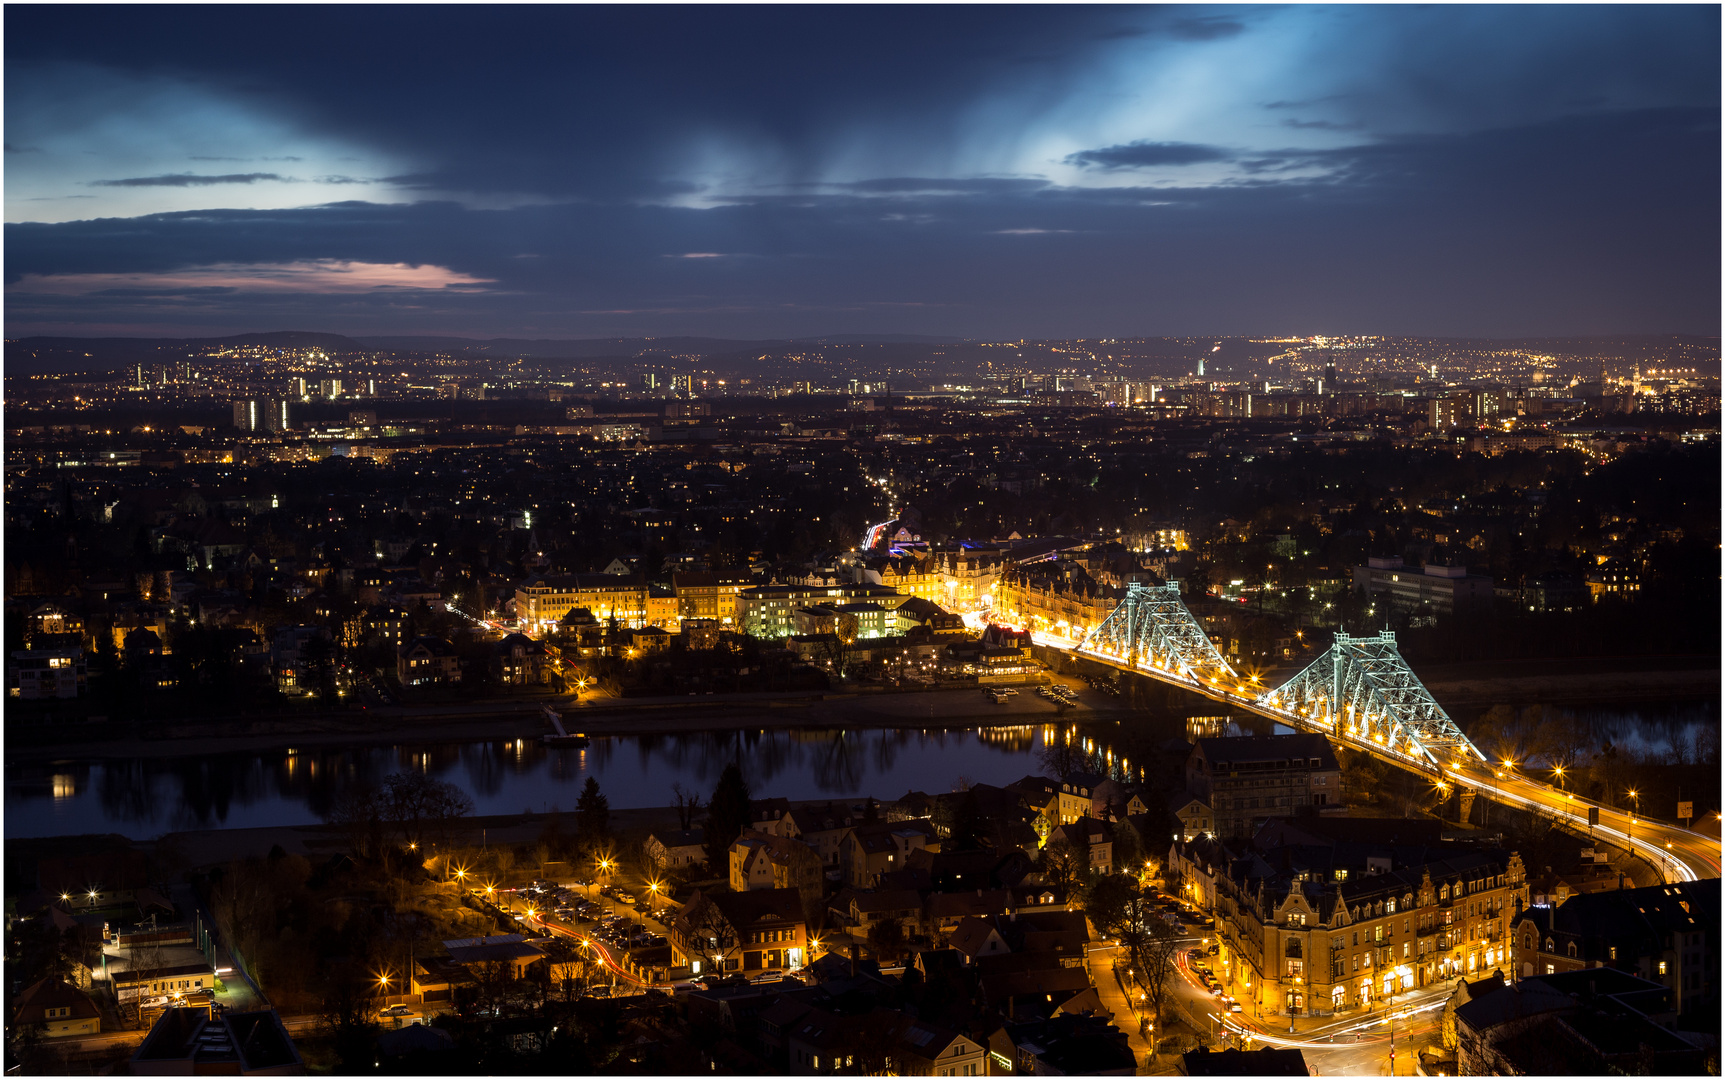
top-left (1136, 914), bottom-right (1184, 1034)
top-left (946, 790), bottom-right (984, 852)
top-left (1112, 818), bottom-right (1144, 872)
top-left (867, 916), bottom-right (908, 964)
top-left (1038, 839), bottom-right (1084, 896)
top-left (575, 778), bottom-right (611, 852)
top-left (315, 958), bottom-right (380, 1072)
top-left (704, 763), bottom-right (752, 869)
top-left (383, 772), bottom-right (475, 852)
top-left (670, 782), bottom-right (703, 831)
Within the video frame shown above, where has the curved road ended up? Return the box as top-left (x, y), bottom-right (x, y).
top-left (1049, 635), bottom-right (1720, 884)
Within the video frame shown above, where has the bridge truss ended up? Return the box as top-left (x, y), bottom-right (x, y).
top-left (1257, 630), bottom-right (1482, 770)
top-left (1075, 582), bottom-right (1238, 684)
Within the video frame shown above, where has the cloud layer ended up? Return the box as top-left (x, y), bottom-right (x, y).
top-left (4, 5), bottom-right (1718, 338)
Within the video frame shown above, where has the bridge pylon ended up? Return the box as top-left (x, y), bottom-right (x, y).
top-left (1257, 630), bottom-right (1484, 771)
top-left (1076, 581), bottom-right (1237, 683)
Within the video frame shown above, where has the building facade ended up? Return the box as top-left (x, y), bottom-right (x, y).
top-left (1211, 847), bottom-right (1527, 1020)
top-left (1511, 877), bottom-right (1716, 1023)
top-left (1183, 734), bottom-right (1341, 839)
top-left (1352, 557), bottom-right (1494, 615)
top-left (515, 573), bottom-right (650, 632)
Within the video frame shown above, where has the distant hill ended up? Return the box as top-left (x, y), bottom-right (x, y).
top-left (6, 331), bottom-right (368, 374)
top-left (353, 333), bottom-right (968, 357)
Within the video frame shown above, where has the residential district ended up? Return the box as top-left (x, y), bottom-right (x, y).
top-left (4, 332), bottom-right (1718, 1075)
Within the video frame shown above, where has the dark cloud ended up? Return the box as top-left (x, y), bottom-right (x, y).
top-left (1064, 141), bottom-right (1233, 169)
top-left (1167, 17), bottom-right (1246, 41)
top-left (5, 142), bottom-right (41, 153)
top-left (1282, 118), bottom-right (1364, 132)
top-left (9, 109), bottom-right (1714, 339)
top-left (90, 172), bottom-right (291, 187)
top-left (4, 7), bottom-right (1718, 337)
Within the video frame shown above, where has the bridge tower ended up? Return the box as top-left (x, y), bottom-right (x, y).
top-left (1076, 581), bottom-right (1237, 684)
top-left (1258, 630), bottom-right (1483, 771)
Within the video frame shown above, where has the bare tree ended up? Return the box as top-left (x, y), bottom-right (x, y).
top-left (670, 783), bottom-right (704, 832)
top-left (1039, 839), bottom-right (1085, 897)
top-left (384, 772), bottom-right (476, 852)
top-left (1136, 914), bottom-right (1184, 1033)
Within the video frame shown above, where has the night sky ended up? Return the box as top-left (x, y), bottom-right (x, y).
top-left (5, 5), bottom-right (1719, 340)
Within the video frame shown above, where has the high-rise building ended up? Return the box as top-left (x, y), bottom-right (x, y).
top-left (670, 373), bottom-right (693, 395)
top-left (640, 372), bottom-right (661, 391)
top-left (318, 378), bottom-right (343, 400)
top-left (290, 376), bottom-right (308, 400)
top-left (232, 399), bottom-right (289, 433)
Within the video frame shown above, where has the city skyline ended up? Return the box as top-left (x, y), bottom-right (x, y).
top-left (6, 5), bottom-right (1721, 340)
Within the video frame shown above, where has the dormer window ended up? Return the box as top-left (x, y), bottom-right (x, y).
top-left (1386, 899), bottom-right (1396, 914)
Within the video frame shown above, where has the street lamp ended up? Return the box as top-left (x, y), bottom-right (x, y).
top-left (1551, 764), bottom-right (1565, 792)
top-left (1627, 789), bottom-right (1640, 842)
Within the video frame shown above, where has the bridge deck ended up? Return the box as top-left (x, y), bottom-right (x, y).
top-left (1061, 640), bottom-right (1716, 884)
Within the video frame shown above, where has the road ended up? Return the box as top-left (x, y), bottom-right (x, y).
top-left (1053, 636), bottom-right (1720, 884)
top-left (1162, 944), bottom-right (1448, 1075)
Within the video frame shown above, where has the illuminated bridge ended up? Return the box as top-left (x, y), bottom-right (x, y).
top-left (1037, 582), bottom-right (1718, 884)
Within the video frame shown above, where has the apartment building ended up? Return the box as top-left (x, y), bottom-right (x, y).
top-left (736, 583), bottom-right (908, 639)
top-left (1511, 878), bottom-right (1717, 1024)
top-left (1183, 734), bottom-right (1341, 839)
top-left (1351, 557), bottom-right (1494, 615)
top-left (515, 572), bottom-right (649, 632)
top-left (1211, 845), bottom-right (1527, 1020)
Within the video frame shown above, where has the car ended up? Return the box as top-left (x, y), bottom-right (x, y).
top-left (1209, 985), bottom-right (1224, 996)
top-left (749, 971), bottom-right (785, 984)
top-left (1229, 1002), bottom-right (1243, 1013)
top-left (378, 1004), bottom-right (412, 1018)
top-left (1206, 944), bottom-right (1219, 956)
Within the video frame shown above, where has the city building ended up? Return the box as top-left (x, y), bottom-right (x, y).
top-left (1352, 556), bottom-right (1494, 615)
top-left (515, 572), bottom-right (650, 632)
top-left (11, 977), bottom-right (101, 1039)
top-left (728, 829), bottom-right (824, 895)
top-left (1453, 968), bottom-right (1708, 1075)
top-left (1183, 734), bottom-right (1341, 839)
top-left (492, 632), bottom-right (552, 685)
top-left (231, 399), bottom-right (290, 433)
top-left (1219, 845), bottom-right (1527, 1017)
top-left (397, 635), bottom-right (461, 686)
top-left (840, 819), bottom-right (941, 887)
top-left (669, 887), bottom-right (810, 977)
top-left (1511, 877), bottom-right (1716, 1024)
top-left (645, 829), bottom-right (707, 873)
top-left (8, 647), bottom-right (87, 699)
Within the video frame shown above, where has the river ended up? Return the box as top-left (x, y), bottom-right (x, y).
top-left (6, 722), bottom-right (1121, 840)
top-left (7, 701), bottom-right (1711, 841)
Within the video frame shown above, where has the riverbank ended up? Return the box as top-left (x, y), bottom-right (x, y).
top-left (1418, 653), bottom-right (1719, 710)
top-left (4, 680), bottom-right (1118, 764)
top-left (8, 654), bottom-right (1715, 764)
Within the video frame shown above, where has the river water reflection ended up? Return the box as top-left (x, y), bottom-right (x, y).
top-left (8, 723), bottom-right (1106, 840)
top-left (8, 700), bottom-right (1710, 840)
